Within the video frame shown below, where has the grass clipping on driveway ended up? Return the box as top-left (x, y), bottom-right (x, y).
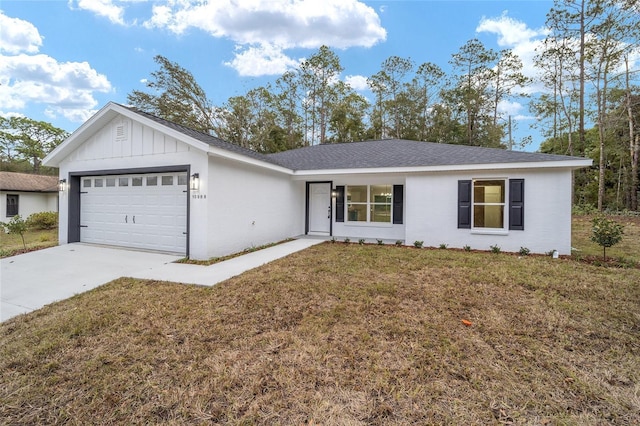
top-left (2, 245), bottom-right (639, 424)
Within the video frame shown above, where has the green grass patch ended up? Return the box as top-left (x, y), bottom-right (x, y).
top-left (1, 243), bottom-right (638, 424)
top-left (0, 228), bottom-right (57, 258)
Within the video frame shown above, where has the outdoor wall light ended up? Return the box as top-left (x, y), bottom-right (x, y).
top-left (58, 178), bottom-right (67, 192)
top-left (190, 173), bottom-right (200, 191)
top-left (331, 189), bottom-right (338, 198)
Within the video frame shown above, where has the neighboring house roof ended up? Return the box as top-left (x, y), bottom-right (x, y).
top-left (0, 172), bottom-right (58, 192)
top-left (266, 139), bottom-right (590, 171)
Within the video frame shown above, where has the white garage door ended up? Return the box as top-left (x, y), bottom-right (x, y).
top-left (80, 172), bottom-right (188, 254)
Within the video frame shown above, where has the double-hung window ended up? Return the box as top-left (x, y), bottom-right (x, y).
top-left (473, 180), bottom-right (505, 229)
top-left (458, 178), bottom-right (524, 231)
top-left (346, 185), bottom-right (392, 223)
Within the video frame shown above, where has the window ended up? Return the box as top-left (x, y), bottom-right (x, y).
top-left (146, 176), bottom-right (157, 186)
top-left (83, 179), bottom-right (92, 188)
top-left (106, 178), bottom-right (116, 187)
top-left (132, 177), bottom-right (143, 186)
top-left (347, 185), bottom-right (367, 222)
top-left (177, 174), bottom-right (188, 186)
top-left (119, 177), bottom-right (129, 187)
top-left (94, 178), bottom-right (103, 187)
top-left (473, 180), bottom-right (505, 229)
top-left (162, 176), bottom-right (173, 186)
top-left (6, 194), bottom-right (18, 217)
top-left (346, 185), bottom-right (392, 223)
top-left (458, 179), bottom-right (524, 231)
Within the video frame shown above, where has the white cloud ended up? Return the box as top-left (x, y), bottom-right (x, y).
top-left (145, 0), bottom-right (386, 76)
top-left (0, 13), bottom-right (112, 123)
top-left (69, 0), bottom-right (126, 25)
top-left (0, 11), bottom-right (43, 54)
top-left (345, 75), bottom-right (369, 91)
top-left (477, 12), bottom-right (546, 47)
top-left (224, 43), bottom-right (300, 77)
top-left (146, 0), bottom-right (385, 48)
top-left (0, 54), bottom-right (111, 114)
top-left (476, 12), bottom-right (548, 93)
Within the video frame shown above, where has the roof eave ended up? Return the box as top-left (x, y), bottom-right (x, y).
top-left (290, 158), bottom-right (594, 178)
top-left (43, 103), bottom-right (211, 167)
top-left (207, 147), bottom-right (293, 175)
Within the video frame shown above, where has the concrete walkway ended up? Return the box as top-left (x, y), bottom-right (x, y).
top-left (1, 238), bottom-right (325, 322)
top-left (129, 238), bottom-right (324, 285)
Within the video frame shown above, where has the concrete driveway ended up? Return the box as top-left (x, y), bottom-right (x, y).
top-left (1, 244), bottom-right (181, 322)
top-left (1, 238), bottom-right (326, 323)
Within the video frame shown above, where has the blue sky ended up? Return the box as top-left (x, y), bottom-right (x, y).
top-left (1, 0), bottom-right (556, 150)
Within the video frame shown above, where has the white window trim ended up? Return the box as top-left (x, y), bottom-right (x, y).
top-left (345, 184), bottom-right (393, 225)
top-left (471, 178), bottom-right (508, 232)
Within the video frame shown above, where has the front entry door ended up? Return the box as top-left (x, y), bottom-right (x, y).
top-left (308, 183), bottom-right (331, 235)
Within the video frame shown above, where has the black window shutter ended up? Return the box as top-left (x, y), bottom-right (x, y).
top-left (393, 185), bottom-right (403, 224)
top-left (458, 180), bottom-right (471, 229)
top-left (509, 179), bottom-right (525, 230)
top-left (335, 186), bottom-right (345, 222)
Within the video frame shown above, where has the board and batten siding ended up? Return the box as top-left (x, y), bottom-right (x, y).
top-left (405, 169), bottom-right (573, 255)
top-left (56, 115), bottom-right (209, 258)
top-left (61, 116), bottom-right (192, 164)
top-left (205, 156), bottom-right (303, 258)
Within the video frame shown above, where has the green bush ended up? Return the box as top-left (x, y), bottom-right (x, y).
top-left (26, 211), bottom-right (58, 230)
top-left (1, 215), bottom-right (28, 249)
top-left (518, 247), bottom-right (530, 256)
top-left (413, 241), bottom-right (424, 248)
top-left (591, 215), bottom-right (624, 261)
top-left (572, 203), bottom-right (597, 215)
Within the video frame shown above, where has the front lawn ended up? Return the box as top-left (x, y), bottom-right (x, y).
top-left (1, 243), bottom-right (638, 424)
top-left (0, 228), bottom-right (57, 258)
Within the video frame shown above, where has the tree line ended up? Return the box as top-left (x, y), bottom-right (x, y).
top-left (127, 1), bottom-right (639, 211)
top-left (0, 117), bottom-right (68, 175)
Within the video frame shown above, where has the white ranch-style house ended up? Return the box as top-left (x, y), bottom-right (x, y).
top-left (43, 102), bottom-right (592, 259)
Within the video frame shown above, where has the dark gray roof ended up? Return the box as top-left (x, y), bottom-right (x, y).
top-left (123, 105), bottom-right (280, 166)
top-left (266, 139), bottom-right (586, 171)
top-left (121, 106), bottom-right (587, 172)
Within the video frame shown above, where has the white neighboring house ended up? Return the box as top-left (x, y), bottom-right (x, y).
top-left (0, 172), bottom-right (58, 223)
top-left (43, 102), bottom-right (592, 259)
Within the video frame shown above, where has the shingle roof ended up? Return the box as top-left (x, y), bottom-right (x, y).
top-left (0, 172), bottom-right (58, 192)
top-left (124, 106), bottom-right (281, 166)
top-left (266, 139), bottom-right (586, 171)
top-left (122, 106), bottom-right (588, 172)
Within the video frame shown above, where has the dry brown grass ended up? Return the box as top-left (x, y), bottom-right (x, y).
top-left (2, 242), bottom-right (639, 425)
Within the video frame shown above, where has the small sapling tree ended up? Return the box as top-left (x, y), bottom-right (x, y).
top-left (591, 215), bottom-right (624, 261)
top-left (1, 215), bottom-right (28, 250)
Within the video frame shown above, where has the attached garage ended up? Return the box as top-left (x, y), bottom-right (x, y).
top-left (75, 170), bottom-right (188, 255)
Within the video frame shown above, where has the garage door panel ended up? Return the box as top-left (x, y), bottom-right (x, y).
top-left (80, 172), bottom-right (187, 254)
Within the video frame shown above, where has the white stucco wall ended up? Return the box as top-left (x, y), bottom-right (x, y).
top-left (405, 168), bottom-right (573, 254)
top-left (329, 174), bottom-right (406, 241)
top-left (205, 156), bottom-right (303, 258)
top-left (55, 115), bottom-right (208, 255)
top-left (1, 192), bottom-right (58, 222)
